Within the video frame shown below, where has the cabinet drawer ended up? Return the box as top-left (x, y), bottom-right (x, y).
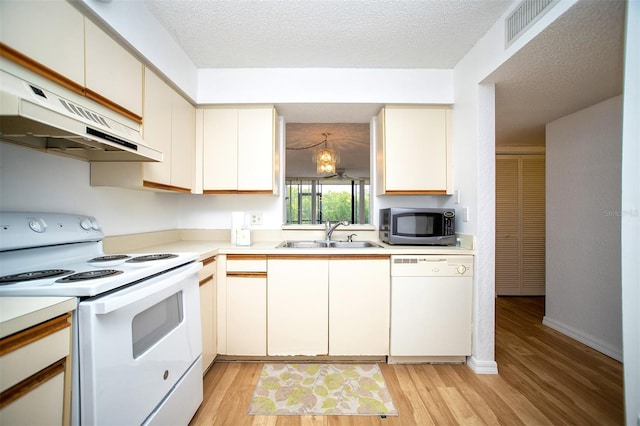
top-left (0, 314), bottom-right (71, 393)
top-left (226, 255), bottom-right (267, 273)
top-left (0, 362), bottom-right (65, 425)
top-left (198, 257), bottom-right (216, 282)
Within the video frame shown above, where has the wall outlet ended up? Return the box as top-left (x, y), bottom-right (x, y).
top-left (250, 212), bottom-right (263, 226)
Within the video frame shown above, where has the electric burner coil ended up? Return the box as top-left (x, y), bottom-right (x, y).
top-left (126, 254), bottom-right (178, 263)
top-left (56, 269), bottom-right (123, 283)
top-left (0, 269), bottom-right (75, 284)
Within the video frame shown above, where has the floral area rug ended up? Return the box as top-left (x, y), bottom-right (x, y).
top-left (248, 363), bottom-right (398, 416)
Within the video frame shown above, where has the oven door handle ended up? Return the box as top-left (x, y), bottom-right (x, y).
top-left (92, 262), bottom-right (202, 315)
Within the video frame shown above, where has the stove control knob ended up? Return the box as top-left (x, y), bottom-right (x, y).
top-left (80, 218), bottom-right (93, 231)
top-left (29, 219), bottom-right (46, 233)
top-left (456, 264), bottom-right (467, 274)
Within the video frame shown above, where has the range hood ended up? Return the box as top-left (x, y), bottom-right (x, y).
top-left (0, 65), bottom-right (162, 162)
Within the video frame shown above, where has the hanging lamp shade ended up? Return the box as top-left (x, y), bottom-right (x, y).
top-left (313, 132), bottom-right (340, 174)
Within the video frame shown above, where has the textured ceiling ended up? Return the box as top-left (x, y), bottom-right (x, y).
top-left (144, 0), bottom-right (513, 69)
top-left (489, 0), bottom-right (625, 150)
top-left (142, 0), bottom-right (625, 177)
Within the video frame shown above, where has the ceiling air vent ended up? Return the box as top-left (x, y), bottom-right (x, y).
top-left (505, 0), bottom-right (558, 47)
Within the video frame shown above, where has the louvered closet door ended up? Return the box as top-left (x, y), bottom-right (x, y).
top-left (521, 157), bottom-right (545, 295)
top-left (495, 155), bottom-right (545, 296)
top-left (496, 157), bottom-right (521, 295)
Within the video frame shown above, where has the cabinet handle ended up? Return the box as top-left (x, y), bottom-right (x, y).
top-left (0, 313), bottom-right (71, 356)
top-left (227, 272), bottom-right (267, 278)
top-left (0, 358), bottom-right (66, 409)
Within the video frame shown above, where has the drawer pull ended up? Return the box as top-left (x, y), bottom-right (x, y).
top-left (0, 313), bottom-right (71, 356)
top-left (0, 358), bottom-right (65, 409)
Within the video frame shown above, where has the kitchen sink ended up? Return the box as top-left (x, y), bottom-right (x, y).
top-left (326, 241), bottom-right (382, 248)
top-left (277, 240), bottom-right (382, 249)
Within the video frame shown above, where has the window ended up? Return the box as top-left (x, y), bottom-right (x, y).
top-left (285, 178), bottom-right (370, 225)
top-left (132, 291), bottom-right (183, 358)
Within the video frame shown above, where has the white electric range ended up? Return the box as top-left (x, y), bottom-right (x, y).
top-left (0, 211), bottom-right (203, 426)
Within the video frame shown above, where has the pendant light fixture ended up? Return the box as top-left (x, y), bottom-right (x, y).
top-left (313, 132), bottom-right (340, 174)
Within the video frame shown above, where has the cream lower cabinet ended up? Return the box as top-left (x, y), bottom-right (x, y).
top-left (267, 257), bottom-right (329, 356)
top-left (376, 106), bottom-right (453, 195)
top-left (225, 255), bottom-right (267, 356)
top-left (0, 313), bottom-right (73, 426)
top-left (328, 256), bottom-right (390, 356)
top-left (198, 256), bottom-right (217, 373)
top-left (267, 256), bottom-right (391, 357)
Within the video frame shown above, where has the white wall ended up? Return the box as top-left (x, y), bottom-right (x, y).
top-left (446, 0), bottom-right (582, 374)
top-left (544, 95), bottom-right (623, 361)
top-left (197, 68), bottom-right (453, 104)
top-left (0, 143), bottom-right (180, 235)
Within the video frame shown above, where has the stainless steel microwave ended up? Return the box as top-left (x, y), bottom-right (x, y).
top-left (379, 208), bottom-right (456, 245)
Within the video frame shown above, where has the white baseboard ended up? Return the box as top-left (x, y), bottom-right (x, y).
top-left (466, 356), bottom-right (499, 374)
top-left (542, 316), bottom-right (623, 362)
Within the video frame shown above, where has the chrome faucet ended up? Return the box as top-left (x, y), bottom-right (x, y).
top-left (325, 220), bottom-right (349, 242)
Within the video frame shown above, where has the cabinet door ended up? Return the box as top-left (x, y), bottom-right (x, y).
top-left (0, 370), bottom-right (65, 426)
top-left (202, 109), bottom-right (238, 191)
top-left (329, 258), bottom-right (390, 356)
top-left (84, 19), bottom-right (143, 117)
top-left (379, 107), bottom-right (451, 194)
top-left (237, 108), bottom-right (275, 191)
top-left (199, 260), bottom-right (216, 373)
top-left (171, 92), bottom-right (195, 190)
top-left (226, 275), bottom-right (266, 356)
top-left (0, 0), bottom-right (85, 86)
top-left (267, 259), bottom-right (328, 356)
top-left (142, 70), bottom-right (173, 186)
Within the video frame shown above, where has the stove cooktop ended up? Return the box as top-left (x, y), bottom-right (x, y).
top-left (0, 252), bottom-right (198, 298)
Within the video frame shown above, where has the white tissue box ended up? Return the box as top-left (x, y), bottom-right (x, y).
top-left (236, 229), bottom-right (251, 246)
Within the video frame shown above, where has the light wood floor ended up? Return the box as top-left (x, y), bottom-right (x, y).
top-left (190, 297), bottom-right (624, 425)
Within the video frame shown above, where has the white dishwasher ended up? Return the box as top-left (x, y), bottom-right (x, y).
top-left (389, 255), bottom-right (473, 364)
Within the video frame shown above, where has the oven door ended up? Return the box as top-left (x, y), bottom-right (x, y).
top-left (77, 262), bottom-right (202, 426)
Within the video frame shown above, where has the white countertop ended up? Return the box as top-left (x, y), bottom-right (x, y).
top-left (121, 239), bottom-right (474, 262)
top-left (0, 297), bottom-right (77, 339)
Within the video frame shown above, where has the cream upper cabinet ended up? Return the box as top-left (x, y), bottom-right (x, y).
top-left (0, 0), bottom-right (85, 86)
top-left (201, 106), bottom-right (276, 194)
top-left (267, 258), bottom-right (329, 356)
top-left (237, 108), bottom-right (276, 191)
top-left (141, 69), bottom-right (173, 185)
top-left (202, 108), bottom-right (238, 191)
top-left (90, 69), bottom-right (195, 192)
top-left (328, 257), bottom-right (390, 356)
top-left (84, 19), bottom-right (143, 118)
top-left (171, 91), bottom-right (196, 190)
top-left (376, 106), bottom-right (453, 195)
